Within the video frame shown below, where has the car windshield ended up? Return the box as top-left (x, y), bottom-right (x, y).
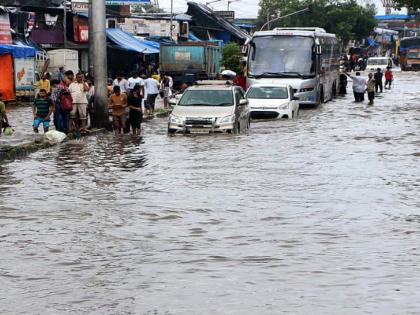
top-left (368, 58), bottom-right (389, 65)
top-left (178, 90), bottom-right (234, 106)
top-left (248, 35), bottom-right (315, 77)
top-left (247, 87), bottom-right (288, 99)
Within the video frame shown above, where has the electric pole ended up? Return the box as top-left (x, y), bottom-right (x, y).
top-left (90, 0), bottom-right (109, 128)
top-left (88, 0), bottom-right (94, 77)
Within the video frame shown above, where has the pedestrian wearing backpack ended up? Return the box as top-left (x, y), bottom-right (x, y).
top-left (51, 79), bottom-right (71, 133)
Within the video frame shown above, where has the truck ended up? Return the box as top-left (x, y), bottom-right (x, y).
top-left (400, 37), bottom-right (420, 71)
top-left (47, 49), bottom-right (79, 76)
top-left (159, 42), bottom-right (221, 87)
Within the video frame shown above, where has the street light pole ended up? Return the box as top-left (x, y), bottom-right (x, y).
top-left (227, 0), bottom-right (240, 11)
top-left (260, 7), bottom-right (309, 31)
top-left (91, 0), bottom-right (109, 128)
top-left (169, 0), bottom-right (173, 40)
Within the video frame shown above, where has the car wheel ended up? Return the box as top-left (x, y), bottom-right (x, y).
top-left (168, 128), bottom-right (176, 135)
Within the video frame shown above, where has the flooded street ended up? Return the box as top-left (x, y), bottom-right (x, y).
top-left (1, 72), bottom-right (419, 314)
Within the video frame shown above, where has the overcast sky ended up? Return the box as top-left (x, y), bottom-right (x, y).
top-left (157, 0), bottom-right (399, 18)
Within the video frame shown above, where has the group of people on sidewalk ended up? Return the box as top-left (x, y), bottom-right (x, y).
top-left (345, 66), bottom-right (394, 105)
top-left (1, 68), bottom-right (177, 138)
top-left (107, 71), bottom-right (174, 135)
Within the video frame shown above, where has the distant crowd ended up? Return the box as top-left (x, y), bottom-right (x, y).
top-left (340, 66), bottom-right (394, 105)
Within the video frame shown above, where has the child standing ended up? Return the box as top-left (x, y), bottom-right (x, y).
top-left (32, 89), bottom-right (53, 133)
top-left (366, 73), bottom-right (376, 105)
top-left (384, 67), bottom-right (393, 89)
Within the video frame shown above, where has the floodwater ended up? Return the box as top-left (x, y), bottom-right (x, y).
top-left (0, 72), bottom-right (419, 315)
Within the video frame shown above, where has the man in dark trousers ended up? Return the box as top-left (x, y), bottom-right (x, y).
top-left (374, 68), bottom-right (383, 93)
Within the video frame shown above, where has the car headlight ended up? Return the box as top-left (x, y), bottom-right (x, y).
top-left (299, 87), bottom-right (314, 92)
top-left (169, 115), bottom-right (183, 124)
top-left (278, 104), bottom-right (289, 110)
top-left (218, 115), bottom-right (235, 124)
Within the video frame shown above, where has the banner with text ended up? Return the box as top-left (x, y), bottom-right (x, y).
top-left (0, 13), bottom-right (12, 44)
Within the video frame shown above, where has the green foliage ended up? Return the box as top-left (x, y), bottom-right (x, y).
top-left (131, 4), bottom-right (164, 13)
top-left (393, 0), bottom-right (420, 12)
top-left (222, 43), bottom-right (243, 74)
top-left (257, 0), bottom-right (377, 43)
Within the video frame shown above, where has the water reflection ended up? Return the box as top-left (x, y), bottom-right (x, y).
top-left (0, 72), bottom-right (420, 314)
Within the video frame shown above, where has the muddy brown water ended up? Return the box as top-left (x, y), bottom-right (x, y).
top-left (0, 72), bottom-right (419, 314)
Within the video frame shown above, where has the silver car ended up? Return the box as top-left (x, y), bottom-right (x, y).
top-left (168, 83), bottom-right (250, 135)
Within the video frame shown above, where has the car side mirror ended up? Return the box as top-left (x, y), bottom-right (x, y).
top-left (292, 96), bottom-right (299, 101)
top-left (239, 99), bottom-right (248, 106)
top-left (169, 98), bottom-right (177, 105)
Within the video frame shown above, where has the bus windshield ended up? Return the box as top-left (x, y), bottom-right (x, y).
top-left (248, 35), bottom-right (315, 78)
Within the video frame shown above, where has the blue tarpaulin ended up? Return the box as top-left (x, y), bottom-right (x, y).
top-left (188, 32), bottom-right (202, 42)
top-left (375, 14), bottom-right (414, 20)
top-left (0, 43), bottom-right (36, 58)
top-left (106, 28), bottom-right (159, 54)
top-left (367, 38), bottom-right (379, 47)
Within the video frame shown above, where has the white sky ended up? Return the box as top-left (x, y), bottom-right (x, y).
top-left (157, 0), bottom-right (403, 18)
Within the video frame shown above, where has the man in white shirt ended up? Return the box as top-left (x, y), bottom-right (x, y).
top-left (143, 73), bottom-right (160, 115)
top-left (345, 71), bottom-right (366, 102)
top-left (113, 72), bottom-right (129, 94)
top-left (68, 73), bottom-right (89, 133)
top-left (127, 72), bottom-right (145, 96)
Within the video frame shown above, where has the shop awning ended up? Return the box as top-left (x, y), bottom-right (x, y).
top-left (106, 28), bottom-right (159, 54)
top-left (0, 43), bottom-right (36, 58)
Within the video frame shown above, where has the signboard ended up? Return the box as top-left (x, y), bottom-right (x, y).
top-left (175, 51), bottom-right (191, 62)
top-left (78, 25), bottom-right (89, 42)
top-left (71, 0), bottom-right (150, 12)
top-left (215, 11), bottom-right (235, 21)
top-left (71, 0), bottom-right (89, 12)
top-left (14, 58), bottom-right (35, 90)
top-left (0, 13), bottom-right (12, 44)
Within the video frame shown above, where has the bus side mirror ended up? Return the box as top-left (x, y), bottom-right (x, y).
top-left (242, 45), bottom-right (248, 55)
top-left (316, 45), bottom-right (322, 55)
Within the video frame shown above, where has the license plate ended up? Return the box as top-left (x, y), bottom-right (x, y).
top-left (190, 128), bottom-right (210, 134)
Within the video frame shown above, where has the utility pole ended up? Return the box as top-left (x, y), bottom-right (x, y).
top-left (88, 0), bottom-right (94, 77)
top-left (169, 0), bottom-right (173, 40)
top-left (91, 0), bottom-right (109, 128)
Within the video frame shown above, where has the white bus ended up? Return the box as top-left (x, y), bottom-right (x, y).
top-left (246, 27), bottom-right (341, 105)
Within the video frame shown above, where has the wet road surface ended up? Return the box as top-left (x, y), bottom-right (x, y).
top-left (0, 72), bottom-right (419, 314)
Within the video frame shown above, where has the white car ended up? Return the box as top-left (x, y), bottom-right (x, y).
top-left (168, 82), bottom-right (250, 135)
top-left (366, 57), bottom-right (395, 71)
top-left (246, 84), bottom-right (299, 120)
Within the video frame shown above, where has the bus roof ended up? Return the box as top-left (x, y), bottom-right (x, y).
top-left (252, 27), bottom-right (336, 38)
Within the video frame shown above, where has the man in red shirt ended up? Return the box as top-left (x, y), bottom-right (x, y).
top-left (384, 67), bottom-right (393, 89)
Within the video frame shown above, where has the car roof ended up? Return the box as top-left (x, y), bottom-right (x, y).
top-left (188, 84), bottom-right (236, 91)
top-left (368, 57), bottom-right (390, 60)
top-left (248, 84), bottom-right (290, 88)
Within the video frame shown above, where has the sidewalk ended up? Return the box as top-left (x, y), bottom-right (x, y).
top-left (0, 98), bottom-right (168, 161)
top-left (0, 98), bottom-right (165, 146)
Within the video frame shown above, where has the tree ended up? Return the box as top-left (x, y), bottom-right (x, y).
top-left (257, 0), bottom-right (377, 44)
top-left (222, 43), bottom-right (243, 74)
top-left (392, 0), bottom-right (420, 13)
top-left (131, 3), bottom-right (164, 14)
